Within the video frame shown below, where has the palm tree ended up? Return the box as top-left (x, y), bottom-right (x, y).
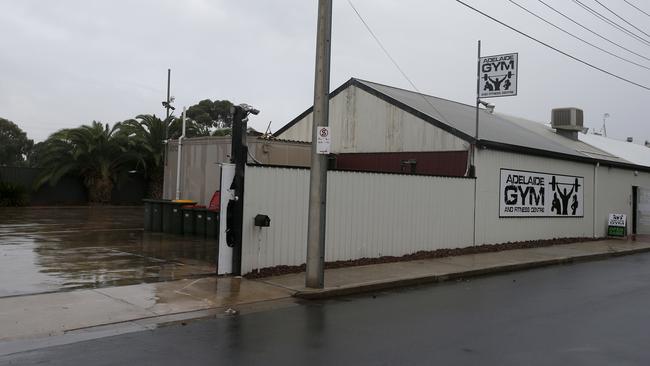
top-left (119, 114), bottom-right (174, 199)
top-left (121, 113), bottom-right (219, 198)
top-left (36, 121), bottom-right (141, 203)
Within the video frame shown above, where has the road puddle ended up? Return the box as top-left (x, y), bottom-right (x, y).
top-left (0, 207), bottom-right (216, 297)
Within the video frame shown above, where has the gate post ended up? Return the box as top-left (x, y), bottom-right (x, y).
top-left (226, 104), bottom-right (259, 276)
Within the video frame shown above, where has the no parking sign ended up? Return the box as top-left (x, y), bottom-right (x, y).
top-left (316, 126), bottom-right (330, 154)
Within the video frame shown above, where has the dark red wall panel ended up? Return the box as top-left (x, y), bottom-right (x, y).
top-left (333, 151), bottom-right (468, 177)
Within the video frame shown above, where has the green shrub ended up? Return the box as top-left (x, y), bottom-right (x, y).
top-left (0, 182), bottom-right (29, 207)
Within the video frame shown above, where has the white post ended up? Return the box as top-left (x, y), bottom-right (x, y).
top-left (175, 108), bottom-right (186, 200)
top-left (218, 163), bottom-right (236, 275)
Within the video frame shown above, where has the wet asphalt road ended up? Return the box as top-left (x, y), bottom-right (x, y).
top-left (4, 253), bottom-right (650, 366)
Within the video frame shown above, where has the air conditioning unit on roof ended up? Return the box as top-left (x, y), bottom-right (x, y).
top-left (551, 107), bottom-right (584, 131)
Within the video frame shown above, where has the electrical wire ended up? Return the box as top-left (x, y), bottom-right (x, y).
top-left (594, 0), bottom-right (650, 38)
top-left (572, 0), bottom-right (650, 47)
top-left (508, 0), bottom-right (650, 70)
top-left (624, 0), bottom-right (650, 18)
top-left (455, 0), bottom-right (650, 91)
top-left (537, 0), bottom-right (650, 63)
top-left (346, 0), bottom-right (453, 126)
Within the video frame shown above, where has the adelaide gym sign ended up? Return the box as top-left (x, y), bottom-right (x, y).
top-left (499, 169), bottom-right (584, 217)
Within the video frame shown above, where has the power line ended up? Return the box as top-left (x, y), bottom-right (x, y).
top-left (594, 0), bottom-right (650, 38)
top-left (346, 0), bottom-right (453, 125)
top-left (624, 0), bottom-right (650, 18)
top-left (455, 0), bottom-right (650, 91)
top-left (537, 0), bottom-right (650, 63)
top-left (572, 0), bottom-right (650, 47)
top-left (508, 0), bottom-right (650, 70)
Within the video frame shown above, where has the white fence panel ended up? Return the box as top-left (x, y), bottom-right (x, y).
top-left (242, 166), bottom-right (310, 274)
top-left (326, 171), bottom-right (474, 262)
top-left (242, 166), bottom-right (474, 274)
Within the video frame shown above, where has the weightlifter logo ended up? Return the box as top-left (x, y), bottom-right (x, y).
top-left (479, 53), bottom-right (518, 98)
top-left (549, 175), bottom-right (581, 216)
top-left (499, 169), bottom-right (583, 218)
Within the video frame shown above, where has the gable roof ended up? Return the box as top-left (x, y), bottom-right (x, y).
top-left (276, 78), bottom-right (647, 170)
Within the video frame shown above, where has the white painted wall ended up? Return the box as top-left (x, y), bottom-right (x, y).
top-left (595, 165), bottom-right (650, 236)
top-left (475, 149), bottom-right (595, 244)
top-left (240, 153), bottom-right (650, 274)
top-left (475, 148), bottom-right (650, 243)
top-left (278, 85), bottom-right (469, 153)
top-left (241, 166), bottom-right (474, 274)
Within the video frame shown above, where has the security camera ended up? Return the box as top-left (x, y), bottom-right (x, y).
top-left (239, 103), bottom-right (260, 115)
top-left (162, 101), bottom-right (176, 111)
top-left (478, 99), bottom-right (495, 113)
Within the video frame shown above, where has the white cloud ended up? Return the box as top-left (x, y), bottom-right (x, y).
top-left (0, 0), bottom-right (648, 142)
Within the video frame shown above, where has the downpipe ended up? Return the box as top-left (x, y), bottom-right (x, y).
top-left (175, 108), bottom-right (187, 201)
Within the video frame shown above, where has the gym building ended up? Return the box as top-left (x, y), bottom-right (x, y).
top-left (274, 78), bottom-right (650, 244)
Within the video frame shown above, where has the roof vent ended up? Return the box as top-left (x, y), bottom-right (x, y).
top-left (627, 137), bottom-right (633, 143)
top-left (551, 107), bottom-right (583, 140)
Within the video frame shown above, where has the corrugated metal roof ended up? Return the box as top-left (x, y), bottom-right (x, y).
top-left (579, 134), bottom-right (650, 167)
top-left (495, 113), bottom-right (628, 164)
top-left (277, 78), bottom-right (647, 169)
top-left (355, 79), bottom-right (632, 165)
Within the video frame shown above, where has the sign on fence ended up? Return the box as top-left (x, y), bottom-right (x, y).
top-left (499, 169), bottom-right (584, 217)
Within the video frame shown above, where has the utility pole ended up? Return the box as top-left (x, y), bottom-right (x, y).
top-left (472, 40), bottom-right (480, 247)
top-left (166, 69), bottom-right (171, 121)
top-left (306, 0), bottom-right (333, 289)
top-left (162, 69), bottom-right (174, 166)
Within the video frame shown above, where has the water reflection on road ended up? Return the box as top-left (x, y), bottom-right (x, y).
top-left (0, 207), bottom-right (216, 297)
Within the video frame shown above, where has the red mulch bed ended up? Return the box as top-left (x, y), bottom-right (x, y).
top-left (243, 237), bottom-right (603, 279)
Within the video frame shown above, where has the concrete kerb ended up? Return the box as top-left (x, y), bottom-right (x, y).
top-left (292, 244), bottom-right (650, 300)
top-left (0, 297), bottom-right (299, 357)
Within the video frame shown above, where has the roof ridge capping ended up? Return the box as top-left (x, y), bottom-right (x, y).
top-left (351, 78), bottom-right (482, 110)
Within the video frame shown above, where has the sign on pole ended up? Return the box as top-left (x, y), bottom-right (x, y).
top-left (479, 53), bottom-right (518, 98)
top-left (316, 126), bottom-right (331, 154)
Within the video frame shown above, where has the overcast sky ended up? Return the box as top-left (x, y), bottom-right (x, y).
top-left (1, 0), bottom-right (649, 143)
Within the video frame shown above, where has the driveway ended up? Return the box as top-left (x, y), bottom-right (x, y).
top-left (0, 207), bottom-right (216, 297)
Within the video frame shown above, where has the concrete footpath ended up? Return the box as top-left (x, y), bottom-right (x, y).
top-left (264, 237), bottom-right (650, 299)
top-left (2, 237), bottom-right (649, 352)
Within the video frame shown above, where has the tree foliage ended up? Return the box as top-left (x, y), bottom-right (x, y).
top-left (35, 121), bottom-right (142, 203)
top-left (118, 114), bottom-right (173, 198)
top-left (12, 95), bottom-right (239, 203)
top-left (186, 99), bottom-right (233, 132)
top-left (0, 117), bottom-right (33, 166)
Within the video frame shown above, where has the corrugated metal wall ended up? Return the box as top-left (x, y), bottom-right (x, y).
top-left (278, 85), bottom-right (470, 153)
top-left (333, 151), bottom-right (468, 176)
top-left (241, 166), bottom-right (474, 274)
top-left (164, 137), bottom-right (311, 205)
top-left (476, 149), bottom-right (650, 243)
top-left (475, 149), bottom-right (596, 244)
top-left (595, 165), bottom-right (650, 236)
